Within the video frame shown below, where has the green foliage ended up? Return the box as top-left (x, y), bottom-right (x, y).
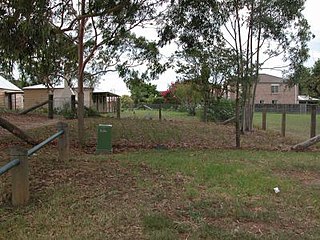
top-left (85, 107), bottom-right (100, 117)
top-left (0, 1), bottom-right (77, 84)
top-left (296, 59), bottom-right (320, 97)
top-left (152, 96), bottom-right (165, 104)
top-left (174, 81), bottom-right (202, 116)
top-left (55, 103), bottom-right (76, 119)
top-left (120, 95), bottom-right (134, 109)
top-left (200, 99), bottom-right (235, 122)
top-left (126, 77), bottom-right (160, 104)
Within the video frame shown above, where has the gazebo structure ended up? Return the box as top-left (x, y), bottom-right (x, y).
top-left (92, 89), bottom-right (120, 113)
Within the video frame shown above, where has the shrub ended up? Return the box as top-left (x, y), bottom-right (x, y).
top-left (200, 99), bottom-right (235, 122)
top-left (120, 95), bottom-right (134, 109)
top-left (55, 103), bottom-right (76, 119)
top-left (85, 107), bottom-right (100, 117)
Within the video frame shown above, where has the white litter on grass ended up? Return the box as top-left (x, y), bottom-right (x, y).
top-left (273, 187), bottom-right (280, 193)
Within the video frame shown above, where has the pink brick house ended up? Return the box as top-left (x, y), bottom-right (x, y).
top-left (254, 74), bottom-right (298, 104)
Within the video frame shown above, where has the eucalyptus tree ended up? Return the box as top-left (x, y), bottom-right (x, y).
top-left (175, 45), bottom-right (236, 122)
top-left (0, 0), bottom-right (76, 86)
top-left (221, 0), bottom-right (312, 138)
top-left (0, 0), bottom-right (166, 145)
top-left (159, 0), bottom-right (312, 147)
top-left (50, 0), bottom-right (167, 144)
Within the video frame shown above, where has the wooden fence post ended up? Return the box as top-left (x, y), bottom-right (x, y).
top-left (159, 104), bottom-right (162, 121)
top-left (116, 98), bottom-right (121, 119)
top-left (310, 105), bottom-right (317, 138)
top-left (11, 147), bottom-right (29, 206)
top-left (48, 94), bottom-right (54, 119)
top-left (281, 110), bottom-right (286, 137)
top-left (57, 122), bottom-right (69, 162)
top-left (262, 107), bottom-right (267, 130)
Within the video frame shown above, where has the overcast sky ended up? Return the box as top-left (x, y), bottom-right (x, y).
top-left (99, 0), bottom-right (320, 95)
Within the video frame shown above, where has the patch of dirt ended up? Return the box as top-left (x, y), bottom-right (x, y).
top-left (0, 112), bottom-right (60, 136)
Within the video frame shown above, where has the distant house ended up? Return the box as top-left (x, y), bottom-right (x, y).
top-left (254, 74), bottom-right (298, 104)
top-left (0, 76), bottom-right (24, 110)
top-left (23, 81), bottom-right (76, 110)
top-left (23, 82), bottom-right (119, 113)
top-left (92, 88), bottom-right (119, 113)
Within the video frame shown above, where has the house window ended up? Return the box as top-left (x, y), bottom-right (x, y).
top-left (272, 100), bottom-right (278, 104)
top-left (271, 84), bottom-right (279, 94)
top-left (259, 100), bottom-right (265, 104)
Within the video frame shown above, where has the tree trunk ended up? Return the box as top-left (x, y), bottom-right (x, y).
top-left (48, 94), bottom-right (54, 119)
top-left (235, 82), bottom-right (241, 148)
top-left (77, 0), bottom-right (86, 146)
top-left (0, 116), bottom-right (37, 145)
top-left (203, 92), bottom-right (208, 123)
top-left (222, 116), bottom-right (235, 125)
top-left (291, 135), bottom-right (320, 151)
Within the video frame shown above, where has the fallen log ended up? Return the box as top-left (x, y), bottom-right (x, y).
top-left (0, 116), bottom-right (38, 145)
top-left (222, 116), bottom-right (235, 125)
top-left (291, 135), bottom-right (320, 151)
top-left (19, 100), bottom-right (49, 115)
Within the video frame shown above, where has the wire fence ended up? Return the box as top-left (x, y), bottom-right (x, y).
top-left (255, 104), bottom-right (319, 114)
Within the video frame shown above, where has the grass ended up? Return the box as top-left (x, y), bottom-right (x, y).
top-left (1, 113), bottom-right (320, 239)
top-left (253, 112), bottom-right (320, 139)
top-left (104, 109), bottom-right (199, 122)
top-left (1, 148), bottom-right (320, 239)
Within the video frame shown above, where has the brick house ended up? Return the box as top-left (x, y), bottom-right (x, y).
top-left (254, 74), bottom-right (298, 104)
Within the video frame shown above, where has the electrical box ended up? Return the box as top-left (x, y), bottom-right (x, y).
top-left (96, 124), bottom-right (112, 154)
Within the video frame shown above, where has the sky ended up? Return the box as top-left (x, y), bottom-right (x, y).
top-left (98, 0), bottom-right (320, 96)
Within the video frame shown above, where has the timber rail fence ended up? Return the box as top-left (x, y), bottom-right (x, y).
top-left (0, 122), bottom-right (69, 206)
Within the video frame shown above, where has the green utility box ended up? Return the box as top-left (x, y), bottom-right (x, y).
top-left (96, 124), bottom-right (112, 154)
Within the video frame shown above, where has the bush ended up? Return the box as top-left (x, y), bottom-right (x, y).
top-left (55, 103), bottom-right (76, 119)
top-left (121, 95), bottom-right (134, 109)
top-left (200, 99), bottom-right (235, 122)
top-left (152, 96), bottom-right (165, 104)
top-left (85, 107), bottom-right (100, 117)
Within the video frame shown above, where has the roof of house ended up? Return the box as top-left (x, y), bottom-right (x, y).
top-left (23, 82), bottom-right (65, 90)
top-left (93, 87), bottom-right (119, 97)
top-left (0, 76), bottom-right (23, 92)
top-left (23, 82), bottom-right (119, 96)
top-left (258, 74), bottom-right (286, 84)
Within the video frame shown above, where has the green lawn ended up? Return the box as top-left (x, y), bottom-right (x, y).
top-left (254, 112), bottom-right (320, 139)
top-left (1, 114), bottom-right (320, 239)
top-left (1, 148), bottom-right (320, 239)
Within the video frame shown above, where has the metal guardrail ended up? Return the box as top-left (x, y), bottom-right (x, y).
top-left (0, 159), bottom-right (20, 176)
top-left (0, 129), bottom-right (64, 176)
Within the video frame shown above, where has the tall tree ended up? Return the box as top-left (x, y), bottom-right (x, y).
top-left (0, 1), bottom-right (77, 86)
top-left (0, 0), bottom-right (165, 145)
top-left (126, 76), bottom-right (159, 104)
top-left (159, 0), bottom-right (312, 147)
top-left (295, 59), bottom-right (320, 97)
top-left (51, 0), bottom-right (166, 145)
